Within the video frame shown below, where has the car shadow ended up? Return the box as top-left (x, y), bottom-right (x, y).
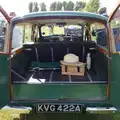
top-left (24, 112), bottom-right (119, 120)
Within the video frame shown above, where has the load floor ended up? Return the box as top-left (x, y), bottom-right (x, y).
top-left (12, 68), bottom-right (107, 84)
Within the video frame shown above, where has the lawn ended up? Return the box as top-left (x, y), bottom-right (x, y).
top-left (0, 108), bottom-right (30, 120)
top-left (1, 109), bottom-right (120, 120)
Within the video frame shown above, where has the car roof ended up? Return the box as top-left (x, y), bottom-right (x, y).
top-left (11, 11), bottom-right (108, 24)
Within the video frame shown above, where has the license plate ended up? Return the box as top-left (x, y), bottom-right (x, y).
top-left (35, 104), bottom-right (84, 113)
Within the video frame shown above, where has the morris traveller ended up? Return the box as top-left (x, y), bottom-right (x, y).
top-left (0, 2), bottom-right (120, 113)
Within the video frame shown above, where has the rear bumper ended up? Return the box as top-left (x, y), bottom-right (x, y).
top-left (86, 107), bottom-right (117, 113)
top-left (7, 100), bottom-right (118, 114)
top-left (7, 101), bottom-right (117, 114)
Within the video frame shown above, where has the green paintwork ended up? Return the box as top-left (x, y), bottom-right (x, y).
top-left (13, 84), bottom-right (107, 100)
top-left (10, 100), bottom-right (111, 108)
top-left (110, 54), bottom-right (120, 108)
top-left (0, 54), bottom-right (10, 107)
top-left (12, 11), bottom-right (107, 24)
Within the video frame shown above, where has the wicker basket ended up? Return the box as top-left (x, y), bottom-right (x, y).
top-left (60, 60), bottom-right (86, 76)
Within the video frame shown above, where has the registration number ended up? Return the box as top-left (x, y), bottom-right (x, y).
top-left (35, 104), bottom-right (84, 113)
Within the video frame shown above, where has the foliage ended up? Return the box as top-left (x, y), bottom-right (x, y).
top-left (28, 2), bottom-right (33, 12)
top-left (40, 2), bottom-right (47, 11)
top-left (49, 1), bottom-right (74, 11)
top-left (65, 1), bottom-right (74, 11)
top-left (74, 1), bottom-right (86, 11)
top-left (62, 1), bottom-right (67, 10)
top-left (56, 1), bottom-right (63, 11)
top-left (84, 0), bottom-right (100, 13)
top-left (33, 2), bottom-right (39, 12)
top-left (28, 0), bottom-right (101, 13)
top-left (50, 1), bottom-right (63, 11)
top-left (50, 2), bottom-right (57, 11)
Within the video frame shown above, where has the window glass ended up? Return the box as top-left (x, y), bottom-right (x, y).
top-left (24, 25), bottom-right (32, 43)
top-left (41, 24), bottom-right (82, 37)
top-left (12, 24), bottom-right (32, 49)
top-left (110, 7), bottom-right (120, 51)
top-left (12, 25), bottom-right (23, 49)
top-left (0, 12), bottom-right (8, 52)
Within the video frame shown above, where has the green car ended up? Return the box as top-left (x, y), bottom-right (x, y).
top-left (0, 3), bottom-right (120, 113)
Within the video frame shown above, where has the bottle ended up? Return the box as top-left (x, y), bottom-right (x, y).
top-left (87, 53), bottom-right (91, 70)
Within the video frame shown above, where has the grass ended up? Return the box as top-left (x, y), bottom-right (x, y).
top-left (1, 108), bottom-right (120, 120)
top-left (0, 108), bottom-right (30, 120)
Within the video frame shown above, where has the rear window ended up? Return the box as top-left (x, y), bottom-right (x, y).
top-left (41, 24), bottom-right (82, 37)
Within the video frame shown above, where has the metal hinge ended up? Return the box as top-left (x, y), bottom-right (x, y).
top-left (106, 55), bottom-right (112, 60)
top-left (7, 55), bottom-right (13, 60)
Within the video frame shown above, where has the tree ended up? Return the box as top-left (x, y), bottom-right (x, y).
top-left (33, 2), bottom-right (39, 12)
top-left (50, 2), bottom-right (57, 11)
top-left (40, 2), bottom-right (47, 11)
top-left (74, 1), bottom-right (86, 11)
top-left (28, 2), bottom-right (33, 12)
top-left (84, 0), bottom-right (100, 13)
top-left (50, 1), bottom-right (63, 11)
top-left (65, 1), bottom-right (74, 11)
top-left (56, 1), bottom-right (62, 11)
top-left (62, 1), bottom-right (67, 10)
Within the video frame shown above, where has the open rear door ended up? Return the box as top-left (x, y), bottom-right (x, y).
top-left (108, 2), bottom-right (120, 108)
top-left (0, 5), bottom-right (11, 107)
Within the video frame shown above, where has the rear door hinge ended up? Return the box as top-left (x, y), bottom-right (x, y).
top-left (106, 55), bottom-right (112, 60)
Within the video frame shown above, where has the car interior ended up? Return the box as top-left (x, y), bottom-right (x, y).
top-left (11, 21), bottom-right (108, 84)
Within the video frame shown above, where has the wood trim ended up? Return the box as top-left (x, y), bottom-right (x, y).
top-left (8, 23), bottom-right (14, 100)
top-left (11, 46), bottom-right (23, 55)
top-left (15, 47), bottom-right (23, 55)
top-left (98, 47), bottom-right (108, 54)
top-left (108, 2), bottom-right (120, 22)
top-left (97, 45), bottom-right (108, 55)
top-left (108, 23), bottom-right (116, 53)
top-left (0, 52), bottom-right (9, 55)
top-left (9, 56), bottom-right (13, 100)
top-left (106, 24), bottom-right (111, 100)
top-left (0, 5), bottom-right (11, 23)
top-left (8, 23), bottom-right (12, 54)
